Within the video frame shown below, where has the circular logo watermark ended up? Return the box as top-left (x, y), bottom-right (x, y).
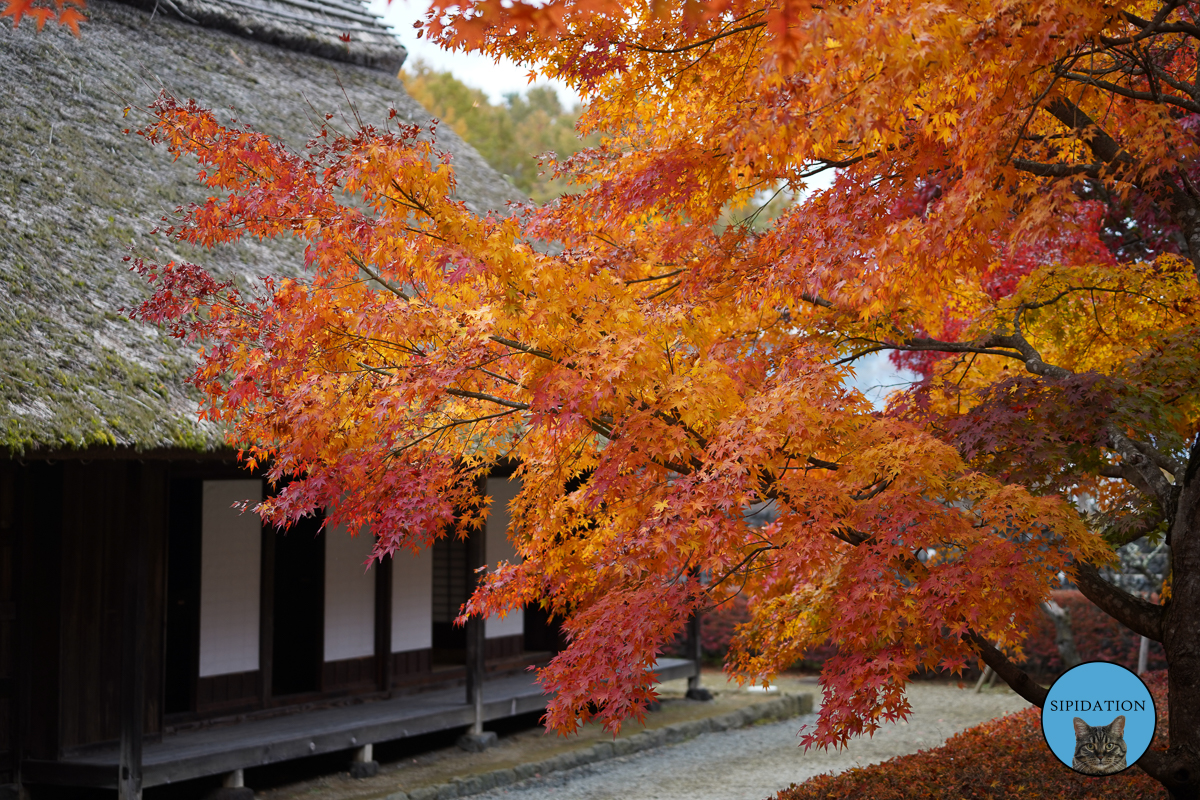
top-left (1041, 661), bottom-right (1156, 775)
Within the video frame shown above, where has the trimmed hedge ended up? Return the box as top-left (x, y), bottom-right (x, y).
top-left (775, 671), bottom-right (1169, 800)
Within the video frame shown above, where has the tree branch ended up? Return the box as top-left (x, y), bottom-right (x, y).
top-left (1012, 159), bottom-right (1101, 179)
top-left (1101, 0), bottom-right (1190, 46)
top-left (1135, 749), bottom-right (1200, 794)
top-left (1073, 561), bottom-right (1165, 641)
top-left (1130, 437), bottom-right (1185, 479)
top-left (1042, 96), bottom-right (1130, 165)
top-left (1060, 72), bottom-right (1200, 115)
top-left (626, 19), bottom-right (766, 54)
top-left (444, 388), bottom-right (531, 411)
top-left (838, 336), bottom-right (1026, 364)
top-left (1109, 428), bottom-right (1179, 519)
top-left (964, 631), bottom-right (1048, 707)
top-left (1099, 464), bottom-right (1158, 498)
top-left (350, 254), bottom-right (412, 301)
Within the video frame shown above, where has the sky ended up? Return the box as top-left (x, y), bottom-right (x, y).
top-left (366, 0), bottom-right (582, 106)
top-left (848, 352), bottom-right (917, 410)
top-left (365, 0), bottom-right (916, 408)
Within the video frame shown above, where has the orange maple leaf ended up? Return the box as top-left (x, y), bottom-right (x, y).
top-left (0, 0), bottom-right (35, 27)
top-left (56, 4), bottom-right (84, 35)
top-left (27, 2), bottom-right (53, 29)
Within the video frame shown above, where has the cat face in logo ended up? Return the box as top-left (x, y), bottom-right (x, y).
top-left (1072, 715), bottom-right (1127, 775)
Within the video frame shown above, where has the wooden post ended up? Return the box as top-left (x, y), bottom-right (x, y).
top-left (119, 465), bottom-right (148, 800)
top-left (460, 616), bottom-right (492, 748)
top-left (686, 613), bottom-right (702, 689)
top-left (684, 613), bottom-right (711, 700)
top-left (457, 478), bottom-right (496, 750)
top-left (466, 615), bottom-right (484, 733)
top-left (464, 534), bottom-right (485, 735)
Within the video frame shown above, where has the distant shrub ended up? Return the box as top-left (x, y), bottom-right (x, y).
top-left (776, 671), bottom-right (1169, 800)
top-left (1021, 590), bottom-right (1166, 676)
top-left (693, 589), bottom-right (1165, 678)
top-left (700, 596), bottom-right (750, 657)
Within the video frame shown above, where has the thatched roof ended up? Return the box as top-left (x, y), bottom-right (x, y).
top-left (117, 0), bottom-right (407, 73)
top-left (0, 0), bottom-right (526, 455)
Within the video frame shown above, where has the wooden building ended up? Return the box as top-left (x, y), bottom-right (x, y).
top-left (2, 456), bottom-right (597, 800)
top-left (0, 5), bottom-right (698, 800)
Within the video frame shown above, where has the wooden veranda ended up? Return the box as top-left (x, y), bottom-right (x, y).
top-left (23, 660), bottom-right (697, 792)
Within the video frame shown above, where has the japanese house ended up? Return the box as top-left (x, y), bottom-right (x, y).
top-left (0, 4), bottom-right (696, 799)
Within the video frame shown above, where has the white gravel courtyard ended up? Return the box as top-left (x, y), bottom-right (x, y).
top-left (467, 683), bottom-right (1030, 800)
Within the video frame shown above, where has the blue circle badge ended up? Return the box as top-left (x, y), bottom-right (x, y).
top-left (1041, 661), bottom-right (1156, 775)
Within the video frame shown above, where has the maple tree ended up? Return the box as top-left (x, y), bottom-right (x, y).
top-left (131, 0), bottom-right (1200, 794)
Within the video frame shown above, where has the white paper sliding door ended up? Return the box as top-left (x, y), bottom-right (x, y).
top-left (484, 477), bottom-right (523, 639)
top-left (323, 525), bottom-right (376, 662)
top-left (198, 479), bottom-right (263, 678)
top-left (391, 547), bottom-right (433, 652)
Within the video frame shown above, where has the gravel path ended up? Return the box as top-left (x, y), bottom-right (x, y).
top-left (467, 684), bottom-right (1029, 800)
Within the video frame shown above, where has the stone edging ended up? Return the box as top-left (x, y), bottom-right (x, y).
top-left (391, 693), bottom-right (814, 800)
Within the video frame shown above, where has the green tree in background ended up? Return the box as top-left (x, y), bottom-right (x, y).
top-left (401, 60), bottom-right (597, 204)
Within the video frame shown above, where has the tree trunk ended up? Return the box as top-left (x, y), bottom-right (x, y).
top-left (1158, 467), bottom-right (1200, 800)
top-left (1040, 599), bottom-right (1082, 670)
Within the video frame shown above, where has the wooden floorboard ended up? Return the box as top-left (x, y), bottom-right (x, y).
top-left (34, 659), bottom-right (696, 789)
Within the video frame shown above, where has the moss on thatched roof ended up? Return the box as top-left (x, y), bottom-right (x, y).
top-left (0, 0), bottom-right (526, 455)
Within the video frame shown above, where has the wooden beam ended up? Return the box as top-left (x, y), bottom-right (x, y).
top-left (259, 525), bottom-right (275, 705)
top-left (20, 760), bottom-right (117, 788)
top-left (119, 464), bottom-right (148, 800)
top-left (5, 447), bottom-right (237, 462)
top-left (0, 464), bottom-right (16, 786)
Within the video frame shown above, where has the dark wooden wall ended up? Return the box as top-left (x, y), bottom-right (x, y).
top-left (10, 454), bottom-right (546, 782)
top-left (58, 462), bottom-right (166, 752)
top-left (17, 462), bottom-right (64, 762)
top-left (321, 656), bottom-right (376, 693)
top-left (391, 648), bottom-right (432, 683)
top-left (522, 603), bottom-right (565, 654)
top-left (0, 464), bottom-right (17, 782)
top-left (483, 634), bottom-right (524, 661)
top-left (195, 671), bottom-right (260, 714)
top-left (13, 460), bottom-right (167, 761)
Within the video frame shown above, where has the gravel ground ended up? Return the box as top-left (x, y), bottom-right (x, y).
top-left (465, 683), bottom-right (1029, 800)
